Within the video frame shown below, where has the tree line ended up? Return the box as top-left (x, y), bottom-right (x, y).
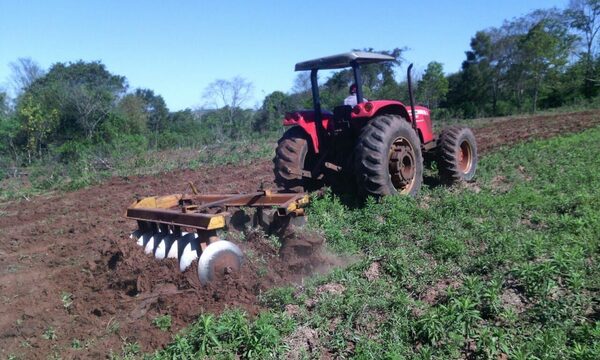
top-left (1, 0), bottom-right (599, 175)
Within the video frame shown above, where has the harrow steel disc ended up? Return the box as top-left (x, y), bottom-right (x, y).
top-left (178, 235), bottom-right (201, 272)
top-left (130, 229), bottom-right (143, 240)
top-left (144, 230), bottom-right (170, 255)
top-left (155, 232), bottom-right (190, 259)
top-left (136, 231), bottom-right (155, 247)
top-left (198, 240), bottom-right (243, 284)
top-left (167, 233), bottom-right (197, 259)
top-left (154, 234), bottom-right (175, 260)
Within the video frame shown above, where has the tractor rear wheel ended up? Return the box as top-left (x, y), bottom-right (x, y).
top-left (355, 115), bottom-right (423, 197)
top-left (273, 126), bottom-right (318, 192)
top-left (437, 126), bottom-right (478, 184)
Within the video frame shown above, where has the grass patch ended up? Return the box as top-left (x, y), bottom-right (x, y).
top-left (0, 133), bottom-right (279, 201)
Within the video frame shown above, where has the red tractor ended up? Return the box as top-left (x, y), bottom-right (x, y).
top-left (274, 52), bottom-right (478, 197)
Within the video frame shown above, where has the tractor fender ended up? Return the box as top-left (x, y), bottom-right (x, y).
top-left (353, 101), bottom-right (434, 144)
top-left (351, 100), bottom-right (411, 120)
top-left (282, 110), bottom-right (332, 153)
top-left (374, 104), bottom-right (412, 123)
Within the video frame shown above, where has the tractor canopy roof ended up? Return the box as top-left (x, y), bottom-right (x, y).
top-left (294, 51), bottom-right (395, 71)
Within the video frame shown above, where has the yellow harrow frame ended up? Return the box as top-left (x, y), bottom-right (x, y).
top-left (125, 190), bottom-right (309, 284)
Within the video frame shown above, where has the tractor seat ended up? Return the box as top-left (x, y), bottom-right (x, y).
top-left (333, 105), bottom-right (352, 130)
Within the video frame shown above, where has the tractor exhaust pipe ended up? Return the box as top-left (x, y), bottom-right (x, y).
top-left (407, 63), bottom-right (417, 132)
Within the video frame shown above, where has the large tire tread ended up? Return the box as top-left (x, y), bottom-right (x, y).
top-left (355, 115), bottom-right (423, 197)
top-left (437, 126), bottom-right (478, 184)
top-left (273, 126), bottom-right (314, 192)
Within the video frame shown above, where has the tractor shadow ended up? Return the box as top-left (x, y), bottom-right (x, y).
top-left (423, 173), bottom-right (444, 188)
top-left (320, 173), bottom-right (447, 210)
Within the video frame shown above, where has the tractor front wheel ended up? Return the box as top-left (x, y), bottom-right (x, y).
top-left (273, 126), bottom-right (318, 192)
top-left (437, 126), bottom-right (478, 184)
top-left (355, 115), bottom-right (423, 197)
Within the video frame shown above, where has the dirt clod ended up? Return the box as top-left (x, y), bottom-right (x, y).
top-left (501, 288), bottom-right (528, 314)
top-left (421, 278), bottom-right (463, 305)
top-left (284, 304), bottom-right (301, 318)
top-left (284, 325), bottom-right (320, 360)
top-left (316, 283), bottom-right (346, 296)
top-left (364, 261), bottom-right (381, 281)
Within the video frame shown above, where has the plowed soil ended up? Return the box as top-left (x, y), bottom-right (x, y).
top-left (1, 110), bottom-right (599, 358)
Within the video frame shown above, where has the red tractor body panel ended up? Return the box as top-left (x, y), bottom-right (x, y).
top-left (283, 100), bottom-right (434, 153)
top-left (407, 105), bottom-right (434, 144)
top-left (283, 110), bottom-right (333, 153)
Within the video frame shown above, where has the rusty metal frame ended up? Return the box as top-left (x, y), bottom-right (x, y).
top-left (126, 208), bottom-right (226, 230)
top-left (185, 191), bottom-right (309, 213)
top-left (125, 190), bottom-right (309, 232)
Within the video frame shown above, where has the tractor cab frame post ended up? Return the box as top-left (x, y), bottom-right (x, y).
top-left (407, 63), bottom-right (418, 133)
top-left (351, 61), bottom-right (364, 105)
top-left (310, 69), bottom-right (325, 148)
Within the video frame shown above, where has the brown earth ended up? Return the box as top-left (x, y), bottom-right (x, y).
top-left (1, 110), bottom-right (599, 358)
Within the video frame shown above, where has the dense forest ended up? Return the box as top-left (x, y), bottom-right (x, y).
top-left (1, 1), bottom-right (599, 181)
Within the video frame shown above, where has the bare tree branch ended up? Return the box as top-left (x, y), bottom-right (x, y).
top-left (9, 58), bottom-right (45, 95)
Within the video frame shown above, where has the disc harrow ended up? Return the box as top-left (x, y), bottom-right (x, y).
top-left (125, 190), bottom-right (309, 284)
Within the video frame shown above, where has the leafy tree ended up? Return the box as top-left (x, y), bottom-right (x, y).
top-left (168, 108), bottom-right (196, 128)
top-left (354, 47), bottom-right (405, 98)
top-left (290, 72), bottom-right (313, 109)
top-left (134, 89), bottom-right (168, 131)
top-left (519, 17), bottom-right (574, 112)
top-left (167, 109), bottom-right (199, 137)
top-left (253, 91), bottom-right (292, 132)
top-left (417, 62), bottom-right (449, 109)
top-left (133, 88), bottom-right (169, 148)
top-left (292, 72), bottom-right (312, 94)
top-left (25, 61), bottom-right (127, 140)
top-left (116, 94), bottom-right (149, 135)
top-left (321, 71), bottom-right (353, 109)
top-left (446, 9), bottom-right (578, 117)
top-left (450, 31), bottom-right (495, 117)
top-left (0, 92), bottom-right (21, 167)
top-left (566, 0), bottom-right (600, 97)
top-left (18, 94), bottom-right (59, 162)
top-left (0, 91), bottom-right (9, 116)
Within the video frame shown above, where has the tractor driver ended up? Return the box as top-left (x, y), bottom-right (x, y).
top-left (343, 83), bottom-right (367, 107)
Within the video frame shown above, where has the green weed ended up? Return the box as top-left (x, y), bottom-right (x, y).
top-left (42, 326), bottom-right (57, 340)
top-left (60, 291), bottom-right (73, 309)
top-left (152, 314), bottom-right (172, 332)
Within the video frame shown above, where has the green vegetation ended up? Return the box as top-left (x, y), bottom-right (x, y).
top-left (156, 311), bottom-right (295, 359)
top-left (150, 127), bottom-right (600, 359)
top-left (110, 342), bottom-right (142, 360)
top-left (2, 1), bottom-right (600, 202)
top-left (60, 291), bottom-right (73, 310)
top-left (0, 60), bottom-right (285, 200)
top-left (0, 132), bottom-right (278, 201)
top-left (152, 315), bottom-right (173, 332)
top-left (70, 338), bottom-right (82, 349)
top-left (42, 326), bottom-right (57, 341)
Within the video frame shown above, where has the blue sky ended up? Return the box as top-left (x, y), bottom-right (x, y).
top-left (0, 0), bottom-right (567, 111)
